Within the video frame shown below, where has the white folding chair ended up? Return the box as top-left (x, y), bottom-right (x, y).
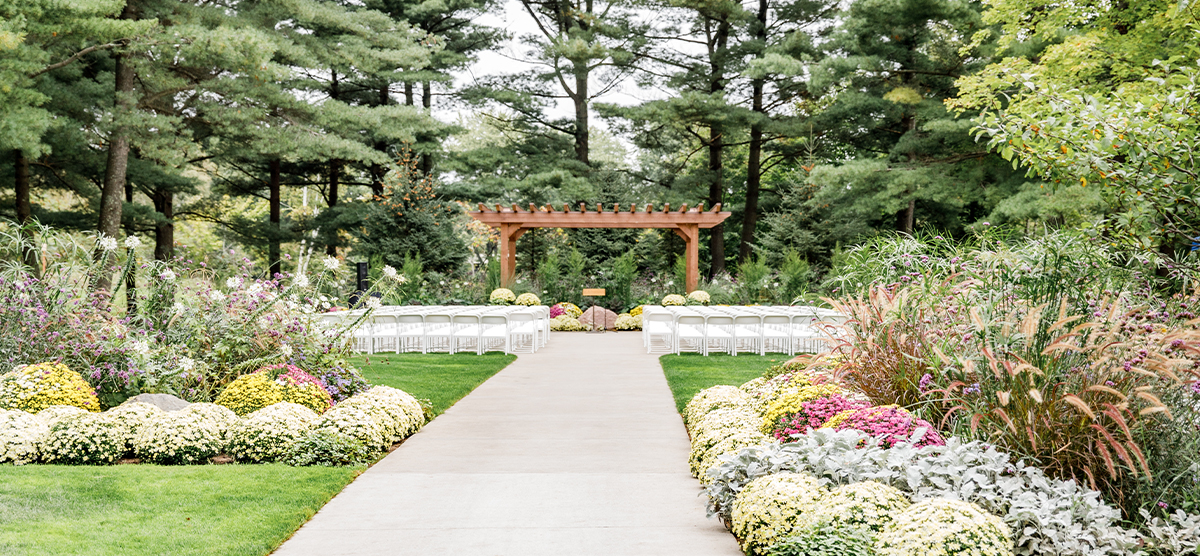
top-left (732, 315), bottom-right (762, 356)
top-left (506, 311), bottom-right (540, 354)
top-left (452, 314), bottom-right (482, 355)
top-left (479, 314), bottom-right (510, 354)
top-left (395, 314), bottom-right (425, 353)
top-left (423, 313), bottom-right (455, 353)
top-left (761, 314), bottom-right (793, 355)
top-left (645, 311), bottom-right (676, 354)
top-left (704, 315), bottom-right (735, 356)
top-left (674, 315), bottom-right (706, 354)
top-left (369, 314), bottom-right (400, 353)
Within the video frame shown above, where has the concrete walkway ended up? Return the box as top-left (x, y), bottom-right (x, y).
top-left (273, 332), bottom-right (742, 556)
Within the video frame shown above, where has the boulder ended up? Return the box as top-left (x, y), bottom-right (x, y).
top-left (578, 306), bottom-right (618, 330)
top-left (124, 393), bottom-right (191, 412)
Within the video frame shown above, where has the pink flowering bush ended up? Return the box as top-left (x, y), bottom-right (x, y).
top-left (823, 405), bottom-right (944, 448)
top-left (771, 394), bottom-right (870, 441)
top-left (549, 304), bottom-right (565, 318)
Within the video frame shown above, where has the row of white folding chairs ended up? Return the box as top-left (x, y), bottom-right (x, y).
top-left (641, 306), bottom-right (843, 356)
top-left (319, 306), bottom-right (549, 355)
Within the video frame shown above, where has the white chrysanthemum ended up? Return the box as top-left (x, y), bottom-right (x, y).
top-left (876, 498), bottom-right (1013, 556)
top-left (97, 235), bottom-right (118, 251)
top-left (42, 412), bottom-right (126, 465)
top-left (134, 403), bottom-right (237, 465)
top-left (247, 282), bottom-right (264, 295)
top-left (798, 481), bottom-right (910, 533)
top-left (208, 289), bottom-right (226, 302)
top-left (685, 385), bottom-right (751, 426)
top-left (382, 265), bottom-right (398, 279)
top-left (36, 405), bottom-right (88, 427)
top-left (687, 290), bottom-right (711, 304)
top-left (123, 236), bottom-right (142, 249)
top-left (227, 402), bottom-right (319, 463)
top-left (293, 273), bottom-right (310, 288)
top-left (226, 276), bottom-right (243, 289)
top-left (366, 297), bottom-right (382, 309)
top-left (178, 357), bottom-right (196, 372)
top-left (0, 409), bottom-right (49, 464)
top-left (322, 256), bottom-right (340, 271)
top-left (280, 343), bottom-right (294, 357)
top-left (106, 402), bottom-right (164, 450)
top-left (160, 268), bottom-right (176, 281)
top-left (732, 473), bottom-right (829, 556)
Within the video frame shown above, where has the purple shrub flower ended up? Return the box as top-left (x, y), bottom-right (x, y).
top-left (773, 394), bottom-right (870, 441)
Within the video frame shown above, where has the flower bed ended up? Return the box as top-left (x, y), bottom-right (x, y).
top-left (681, 359), bottom-right (1200, 556)
top-left (0, 384), bottom-right (426, 467)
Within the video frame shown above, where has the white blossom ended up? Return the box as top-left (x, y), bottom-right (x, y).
top-left (247, 283), bottom-right (264, 295)
top-left (172, 302), bottom-right (187, 315)
top-left (129, 340), bottom-right (150, 356)
top-left (160, 268), bottom-right (176, 281)
top-left (365, 297), bottom-right (382, 309)
top-left (280, 343), bottom-right (293, 357)
top-left (322, 256), bottom-right (340, 271)
top-left (178, 357), bottom-right (195, 372)
top-left (294, 274), bottom-right (310, 288)
top-left (396, 274), bottom-right (408, 284)
top-left (226, 277), bottom-right (243, 289)
top-left (208, 289), bottom-right (226, 303)
top-left (124, 236), bottom-right (142, 249)
top-left (97, 235), bottom-right (118, 252)
top-left (382, 265), bottom-right (398, 279)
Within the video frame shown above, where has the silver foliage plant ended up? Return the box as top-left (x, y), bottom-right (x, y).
top-left (704, 429), bottom-right (1200, 556)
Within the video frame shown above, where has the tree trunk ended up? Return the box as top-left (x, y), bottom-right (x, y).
top-left (326, 160), bottom-right (340, 256)
top-left (370, 85), bottom-right (388, 196)
top-left (706, 18), bottom-right (730, 276)
top-left (124, 180), bottom-right (136, 311)
top-left (420, 81), bottom-right (433, 175)
top-left (96, 2), bottom-right (138, 286)
top-left (14, 150), bottom-right (30, 225)
top-left (739, 0), bottom-right (768, 264)
top-left (268, 159), bottom-right (282, 278)
top-left (152, 188), bottom-right (173, 261)
top-left (573, 66), bottom-right (589, 165)
top-left (14, 150), bottom-right (38, 275)
top-left (404, 82), bottom-right (414, 106)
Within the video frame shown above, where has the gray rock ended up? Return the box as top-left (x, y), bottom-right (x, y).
top-left (124, 393), bottom-right (191, 412)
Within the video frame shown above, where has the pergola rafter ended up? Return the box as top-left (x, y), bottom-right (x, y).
top-left (468, 202), bottom-right (732, 293)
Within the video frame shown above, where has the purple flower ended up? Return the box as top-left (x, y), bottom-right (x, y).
top-left (918, 373), bottom-right (934, 393)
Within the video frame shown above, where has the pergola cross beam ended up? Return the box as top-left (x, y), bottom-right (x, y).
top-left (469, 202), bottom-right (731, 293)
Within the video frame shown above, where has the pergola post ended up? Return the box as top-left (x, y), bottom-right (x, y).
top-left (673, 223), bottom-right (700, 293)
top-left (499, 223), bottom-right (526, 288)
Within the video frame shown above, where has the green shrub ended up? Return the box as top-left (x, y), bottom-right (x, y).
top-left (768, 522), bottom-right (877, 556)
top-left (286, 429), bottom-right (378, 466)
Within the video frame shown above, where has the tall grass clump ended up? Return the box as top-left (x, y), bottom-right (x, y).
top-left (824, 230), bottom-right (1200, 519)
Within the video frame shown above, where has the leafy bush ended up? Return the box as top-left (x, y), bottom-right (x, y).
top-left (515, 292), bottom-right (541, 306)
top-left (876, 498), bottom-right (1012, 556)
top-left (768, 521), bottom-right (877, 556)
top-left (800, 481), bottom-right (909, 534)
top-left (662, 294), bottom-right (686, 306)
top-left (42, 412), bottom-right (124, 465)
top-left (550, 316), bottom-right (588, 331)
top-left (285, 429), bottom-right (378, 467)
top-left (310, 365), bottom-right (370, 403)
top-left (0, 362), bottom-right (100, 413)
top-left (732, 473), bottom-right (829, 555)
top-left (704, 429), bottom-right (1152, 556)
top-left (737, 257), bottom-right (771, 304)
top-left (215, 367), bottom-right (333, 416)
top-left (489, 288), bottom-right (515, 305)
top-left (614, 313), bottom-right (641, 330)
top-left (133, 403), bottom-right (238, 464)
top-left (228, 402), bottom-right (319, 463)
top-left (0, 409), bottom-right (48, 464)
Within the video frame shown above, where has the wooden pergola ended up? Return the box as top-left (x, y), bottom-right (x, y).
top-left (468, 203), bottom-right (732, 293)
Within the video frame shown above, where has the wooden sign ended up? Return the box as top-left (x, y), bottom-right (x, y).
top-left (582, 288), bottom-right (606, 297)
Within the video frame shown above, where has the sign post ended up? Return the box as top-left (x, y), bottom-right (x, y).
top-left (582, 288), bottom-right (606, 333)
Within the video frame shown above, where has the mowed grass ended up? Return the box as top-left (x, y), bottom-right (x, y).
top-left (351, 352), bottom-right (516, 416)
top-left (659, 353), bottom-right (785, 413)
top-left (0, 464), bottom-right (360, 556)
top-left (0, 354), bottom-right (517, 556)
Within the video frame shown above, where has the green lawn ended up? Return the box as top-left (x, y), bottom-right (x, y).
top-left (0, 465), bottom-right (359, 556)
top-left (0, 354), bottom-right (517, 556)
top-left (352, 352), bottom-right (516, 416)
top-left (659, 353), bottom-right (785, 413)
